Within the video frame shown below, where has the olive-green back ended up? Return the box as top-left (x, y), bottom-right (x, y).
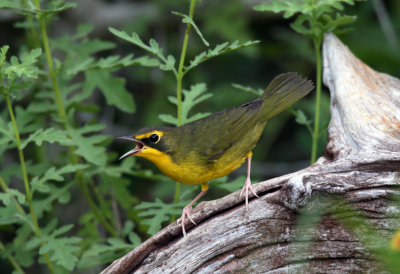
top-left (175, 99), bottom-right (264, 164)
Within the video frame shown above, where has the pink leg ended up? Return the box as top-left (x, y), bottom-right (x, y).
top-left (180, 185), bottom-right (208, 238)
top-left (239, 156), bottom-right (258, 211)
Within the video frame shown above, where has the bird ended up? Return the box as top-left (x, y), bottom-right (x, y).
top-left (119, 72), bottom-right (313, 237)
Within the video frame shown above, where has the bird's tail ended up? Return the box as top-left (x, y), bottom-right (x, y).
top-left (260, 72), bottom-right (314, 120)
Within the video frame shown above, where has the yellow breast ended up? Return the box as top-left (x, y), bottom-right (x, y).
top-left (136, 147), bottom-right (248, 185)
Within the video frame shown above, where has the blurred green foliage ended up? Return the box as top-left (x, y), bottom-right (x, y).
top-left (292, 194), bottom-right (400, 272)
top-left (0, 0), bottom-right (399, 272)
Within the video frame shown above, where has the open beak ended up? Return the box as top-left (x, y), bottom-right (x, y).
top-left (118, 136), bottom-right (144, 160)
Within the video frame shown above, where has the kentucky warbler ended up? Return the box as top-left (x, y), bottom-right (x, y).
top-left (119, 72), bottom-right (313, 237)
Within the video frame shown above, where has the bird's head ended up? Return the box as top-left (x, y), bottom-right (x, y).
top-left (118, 126), bottom-right (177, 161)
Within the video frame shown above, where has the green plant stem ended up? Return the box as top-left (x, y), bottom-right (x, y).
top-left (176, 0), bottom-right (196, 127)
top-left (4, 95), bottom-right (55, 274)
top-left (310, 36), bottom-right (322, 164)
top-left (173, 0), bottom-right (197, 205)
top-left (173, 183), bottom-right (181, 204)
top-left (33, 0), bottom-right (67, 123)
top-left (32, 0), bottom-right (117, 237)
top-left (0, 241), bottom-right (25, 274)
top-left (20, 0), bottom-right (39, 48)
top-left (0, 176), bottom-right (25, 214)
top-left (90, 180), bottom-right (119, 235)
top-left (76, 172), bottom-right (118, 237)
top-left (92, 181), bottom-right (108, 209)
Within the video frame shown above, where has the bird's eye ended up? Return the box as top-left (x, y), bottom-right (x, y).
top-left (149, 134), bottom-right (159, 143)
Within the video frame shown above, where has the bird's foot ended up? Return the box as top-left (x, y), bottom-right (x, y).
top-left (180, 204), bottom-right (196, 238)
top-left (239, 177), bottom-right (259, 212)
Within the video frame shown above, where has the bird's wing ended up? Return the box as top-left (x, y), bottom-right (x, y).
top-left (182, 99), bottom-right (264, 162)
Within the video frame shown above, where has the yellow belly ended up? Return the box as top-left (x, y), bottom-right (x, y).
top-left (136, 147), bottom-right (249, 185)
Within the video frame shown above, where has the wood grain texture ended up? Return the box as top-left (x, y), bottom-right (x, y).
top-left (102, 33), bottom-right (400, 273)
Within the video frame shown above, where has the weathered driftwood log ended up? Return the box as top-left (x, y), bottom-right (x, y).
top-left (103, 33), bottom-right (400, 273)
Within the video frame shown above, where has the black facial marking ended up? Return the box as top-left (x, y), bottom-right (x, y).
top-left (149, 134), bottom-right (159, 143)
top-left (140, 136), bottom-right (168, 153)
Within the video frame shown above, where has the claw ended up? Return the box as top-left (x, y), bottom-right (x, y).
top-left (240, 177), bottom-right (258, 212)
top-left (179, 189), bottom-right (207, 238)
top-left (181, 205), bottom-right (197, 238)
top-left (240, 156), bottom-right (259, 212)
